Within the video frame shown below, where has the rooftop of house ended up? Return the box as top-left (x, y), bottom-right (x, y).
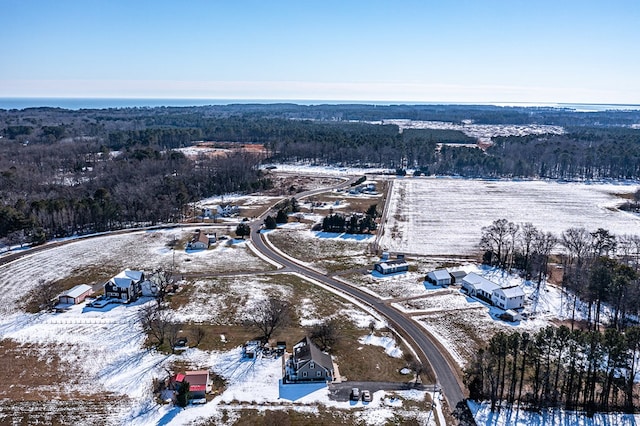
top-left (495, 285), bottom-right (526, 298)
top-left (107, 269), bottom-right (144, 288)
top-left (448, 270), bottom-right (468, 278)
top-left (293, 336), bottom-right (333, 371)
top-left (176, 370), bottom-right (209, 392)
top-left (376, 259), bottom-right (409, 267)
top-left (192, 230), bottom-right (209, 245)
top-left (463, 272), bottom-right (500, 292)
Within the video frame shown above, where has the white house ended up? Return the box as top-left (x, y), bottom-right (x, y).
top-left (374, 259), bottom-right (409, 275)
top-left (491, 285), bottom-right (526, 310)
top-left (426, 269), bottom-right (452, 286)
top-left (461, 272), bottom-right (500, 300)
top-left (187, 230), bottom-right (210, 250)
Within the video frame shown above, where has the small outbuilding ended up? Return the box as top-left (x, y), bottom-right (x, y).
top-left (174, 370), bottom-right (210, 400)
top-left (187, 230), bottom-right (210, 250)
top-left (58, 284), bottom-right (93, 305)
top-left (426, 269), bottom-right (452, 286)
top-left (501, 309), bottom-right (522, 322)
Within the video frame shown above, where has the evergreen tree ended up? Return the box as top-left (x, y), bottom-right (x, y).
top-left (264, 215), bottom-right (277, 229)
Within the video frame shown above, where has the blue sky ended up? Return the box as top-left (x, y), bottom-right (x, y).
top-left (1, 0), bottom-right (639, 103)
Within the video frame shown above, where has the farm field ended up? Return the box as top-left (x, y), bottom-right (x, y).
top-left (379, 177), bottom-right (640, 257)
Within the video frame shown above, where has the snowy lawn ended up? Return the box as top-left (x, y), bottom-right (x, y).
top-left (171, 272), bottom-right (374, 328)
top-left (137, 346), bottom-right (435, 426)
top-left (380, 178), bottom-right (640, 256)
top-left (0, 228), bottom-right (272, 317)
top-left (265, 228), bottom-right (376, 273)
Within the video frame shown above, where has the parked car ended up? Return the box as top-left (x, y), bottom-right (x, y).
top-left (361, 390), bottom-right (372, 402)
top-left (350, 388), bottom-right (360, 401)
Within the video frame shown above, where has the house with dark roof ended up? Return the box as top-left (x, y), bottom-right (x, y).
top-left (284, 337), bottom-right (334, 383)
top-left (103, 269), bottom-right (144, 303)
top-left (448, 270), bottom-right (468, 284)
top-left (187, 230), bottom-right (211, 250)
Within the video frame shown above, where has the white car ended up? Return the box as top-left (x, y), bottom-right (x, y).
top-left (361, 390), bottom-right (372, 402)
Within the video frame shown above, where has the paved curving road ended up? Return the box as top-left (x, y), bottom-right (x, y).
top-left (249, 177), bottom-right (466, 412)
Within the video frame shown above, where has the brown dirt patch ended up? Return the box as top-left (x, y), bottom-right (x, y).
top-left (0, 339), bottom-right (122, 403)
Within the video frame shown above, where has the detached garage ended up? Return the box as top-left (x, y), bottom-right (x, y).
top-left (58, 284), bottom-right (94, 305)
top-left (426, 269), bottom-right (452, 286)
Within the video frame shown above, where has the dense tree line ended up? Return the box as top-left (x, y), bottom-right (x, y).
top-left (321, 213), bottom-right (376, 234)
top-left (480, 219), bottom-right (640, 330)
top-left (0, 139), bottom-right (269, 245)
top-left (465, 325), bottom-right (640, 415)
top-left (3, 104), bottom-right (640, 247)
top-left (3, 105), bottom-right (640, 179)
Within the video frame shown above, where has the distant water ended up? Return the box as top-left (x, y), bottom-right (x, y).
top-left (1, 97), bottom-right (639, 112)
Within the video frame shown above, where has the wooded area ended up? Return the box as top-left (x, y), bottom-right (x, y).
top-left (475, 219), bottom-right (640, 414)
top-left (1, 104), bottom-right (639, 248)
top-left (465, 325), bottom-right (640, 415)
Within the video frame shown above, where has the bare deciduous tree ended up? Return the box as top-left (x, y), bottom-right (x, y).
top-left (310, 318), bottom-right (341, 351)
top-left (245, 296), bottom-right (292, 342)
top-left (166, 321), bottom-right (182, 353)
top-left (480, 219), bottom-right (519, 269)
top-left (139, 303), bottom-right (173, 346)
top-left (149, 267), bottom-right (174, 305)
top-left (192, 326), bottom-right (206, 347)
top-left (34, 278), bottom-right (59, 312)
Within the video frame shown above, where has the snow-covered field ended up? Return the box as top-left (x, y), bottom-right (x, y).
top-left (0, 299), bottom-right (168, 425)
top-left (0, 228), bottom-right (273, 317)
top-left (377, 119), bottom-right (565, 145)
top-left (380, 178), bottom-right (640, 256)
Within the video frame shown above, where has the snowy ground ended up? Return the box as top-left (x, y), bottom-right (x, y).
top-left (380, 177), bottom-right (640, 256)
top-left (0, 221), bottom-right (431, 424)
top-left (260, 163), bottom-right (392, 176)
top-left (133, 346), bottom-right (434, 426)
top-left (0, 228), bottom-right (274, 317)
top-left (377, 119), bottom-right (565, 145)
top-left (348, 262), bottom-right (572, 368)
top-left (469, 400), bottom-right (640, 426)
top-left (0, 299), bottom-right (168, 425)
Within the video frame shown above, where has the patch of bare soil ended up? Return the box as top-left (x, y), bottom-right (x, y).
top-left (0, 339), bottom-right (122, 403)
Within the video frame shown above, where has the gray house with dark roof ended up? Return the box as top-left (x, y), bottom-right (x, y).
top-left (284, 337), bottom-right (334, 383)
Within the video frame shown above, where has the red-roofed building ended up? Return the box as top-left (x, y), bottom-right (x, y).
top-left (174, 370), bottom-right (210, 399)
